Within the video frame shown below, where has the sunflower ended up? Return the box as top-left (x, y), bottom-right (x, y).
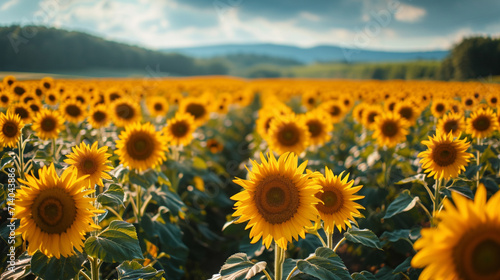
top-left (34, 86), bottom-right (44, 98)
top-left (32, 109), bottom-right (64, 140)
top-left (115, 122), bottom-right (168, 171)
top-left (320, 100), bottom-right (346, 124)
top-left (462, 96), bottom-right (476, 110)
top-left (206, 138), bottom-right (223, 153)
top-left (302, 109), bottom-right (333, 146)
top-left (146, 96), bottom-right (169, 117)
top-left (411, 185), bottom-right (500, 280)
top-left (3, 75), bottom-right (16, 87)
top-left (301, 90), bottom-right (319, 110)
top-left (14, 164), bottom-right (100, 258)
top-left (231, 152), bottom-right (321, 249)
top-left (352, 103), bottom-right (368, 124)
top-left (437, 113), bottom-right (465, 137)
top-left (111, 98), bottom-right (142, 127)
top-left (0, 111), bottom-right (24, 148)
top-left (384, 97), bottom-right (399, 112)
top-left (371, 112), bottom-right (409, 148)
top-left (88, 104), bottom-right (110, 129)
top-left (179, 97), bottom-right (210, 125)
top-left (362, 105), bottom-right (383, 129)
top-left (431, 99), bottom-right (449, 118)
top-left (60, 100), bottom-right (86, 123)
top-left (466, 107), bottom-right (498, 139)
top-left (0, 90), bottom-right (12, 108)
top-left (314, 168), bottom-right (364, 234)
top-left (105, 88), bottom-right (123, 103)
top-left (267, 114), bottom-right (310, 155)
top-left (394, 100), bottom-right (420, 125)
top-left (45, 90), bottom-right (60, 106)
top-left (256, 110), bottom-right (276, 140)
top-left (9, 102), bottom-right (33, 124)
top-left (65, 142), bottom-right (113, 188)
top-left (40, 77), bottom-right (55, 91)
top-left (486, 91), bottom-right (499, 107)
top-left (162, 112), bottom-right (197, 146)
top-left (418, 130), bottom-right (473, 180)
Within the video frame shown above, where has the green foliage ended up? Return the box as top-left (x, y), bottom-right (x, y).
top-left (31, 251), bottom-right (86, 280)
top-left (116, 261), bottom-right (165, 280)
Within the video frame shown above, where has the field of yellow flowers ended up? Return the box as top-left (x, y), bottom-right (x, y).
top-left (1, 75), bottom-right (500, 280)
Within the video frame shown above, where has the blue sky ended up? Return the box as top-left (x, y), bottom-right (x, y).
top-left (1, 0), bottom-right (499, 51)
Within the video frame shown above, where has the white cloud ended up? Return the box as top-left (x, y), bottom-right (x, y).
top-left (1, 0), bottom-right (20, 11)
top-left (394, 4), bottom-right (426, 23)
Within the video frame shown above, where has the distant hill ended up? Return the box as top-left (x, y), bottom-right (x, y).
top-left (163, 44), bottom-right (448, 63)
top-left (0, 25), bottom-right (228, 76)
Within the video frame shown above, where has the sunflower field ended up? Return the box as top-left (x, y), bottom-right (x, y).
top-left (1, 75), bottom-right (500, 280)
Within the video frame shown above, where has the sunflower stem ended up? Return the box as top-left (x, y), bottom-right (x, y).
top-left (79, 270), bottom-right (92, 280)
top-left (432, 179), bottom-right (442, 227)
top-left (476, 137), bottom-right (481, 189)
top-left (51, 138), bottom-right (57, 160)
top-left (327, 233), bottom-right (334, 250)
top-left (89, 256), bottom-right (100, 280)
top-left (262, 269), bottom-right (273, 280)
top-left (274, 244), bottom-right (285, 280)
top-left (333, 237), bottom-right (346, 253)
top-left (136, 185), bottom-right (142, 224)
top-left (313, 232), bottom-right (327, 247)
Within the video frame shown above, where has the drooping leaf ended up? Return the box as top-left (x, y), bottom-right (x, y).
top-left (97, 184), bottom-right (124, 207)
top-left (296, 247), bottom-right (352, 280)
top-left (220, 253), bottom-right (267, 280)
top-left (344, 228), bottom-right (382, 250)
top-left (383, 192), bottom-right (420, 219)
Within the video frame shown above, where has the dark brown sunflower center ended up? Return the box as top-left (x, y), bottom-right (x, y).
top-left (2, 121), bottom-right (18, 137)
top-left (43, 82), bottom-right (51, 89)
top-left (465, 99), bottom-right (473, 106)
top-left (399, 107), bottom-right (413, 120)
top-left (1, 95), bottom-right (8, 103)
top-left (81, 158), bottom-right (97, 174)
top-left (265, 117), bottom-right (274, 132)
top-left (307, 120), bottom-right (323, 137)
top-left (471, 239), bottom-right (500, 276)
top-left (367, 112), bottom-right (378, 124)
top-left (76, 96), bottom-right (85, 103)
top-left (116, 104), bottom-right (135, 120)
top-left (7, 80), bottom-right (14, 86)
top-left (154, 103), bottom-right (163, 111)
top-left (29, 104), bottom-right (40, 112)
top-left (254, 175), bottom-right (300, 224)
top-left (435, 104), bottom-right (445, 113)
top-left (13, 86), bottom-right (25, 96)
top-left (316, 188), bottom-right (344, 214)
top-left (93, 111), bottom-right (106, 122)
top-left (308, 97), bottom-right (315, 105)
top-left (109, 93), bottom-right (121, 101)
top-left (23, 96), bottom-right (34, 103)
top-left (41, 117), bottom-right (56, 132)
top-left (443, 120), bottom-right (458, 133)
top-left (32, 188), bottom-right (77, 234)
top-left (126, 133), bottom-right (155, 160)
top-left (171, 121), bottom-right (189, 137)
top-left (491, 97), bottom-right (498, 104)
top-left (329, 105), bottom-right (341, 117)
top-left (186, 103), bottom-right (206, 119)
top-left (472, 116), bottom-right (491, 132)
top-left (48, 95), bottom-right (56, 101)
top-left (388, 103), bottom-right (396, 111)
top-left (65, 105), bottom-right (81, 117)
top-left (432, 143), bottom-right (457, 167)
top-left (14, 107), bottom-right (29, 120)
top-left (452, 105), bottom-right (460, 113)
top-left (278, 125), bottom-right (300, 146)
top-left (381, 120), bottom-right (398, 137)
top-left (474, 92), bottom-right (480, 99)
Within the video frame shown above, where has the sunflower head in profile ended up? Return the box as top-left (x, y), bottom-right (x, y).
top-left (437, 112), bottom-right (465, 137)
top-left (111, 98), bottom-right (142, 127)
top-left (302, 109), bottom-right (333, 147)
top-left (64, 142), bottom-right (113, 188)
top-left (116, 122), bottom-right (168, 171)
top-left (231, 152), bottom-right (321, 249)
top-left (146, 96), bottom-right (169, 118)
top-left (314, 167), bottom-right (364, 234)
top-left (412, 185), bottom-right (500, 280)
top-left (40, 77), bottom-right (55, 91)
top-left (256, 110), bottom-right (276, 141)
top-left (45, 90), bottom-right (60, 106)
top-left (14, 164), bottom-right (100, 259)
top-left (3, 75), bottom-right (16, 87)
top-left (162, 112), bottom-right (197, 146)
top-left (362, 104), bottom-right (383, 129)
top-left (384, 97), bottom-right (399, 112)
top-left (9, 102), bottom-right (33, 124)
top-left (352, 103), bottom-right (368, 124)
top-left (32, 108), bottom-right (64, 140)
top-left (179, 97), bottom-right (210, 125)
top-left (431, 99), bottom-right (449, 118)
top-left (60, 100), bottom-right (86, 123)
top-left (0, 111), bottom-right (24, 148)
top-left (466, 107), bottom-right (498, 139)
top-left (88, 104), bottom-right (110, 129)
top-left (371, 112), bottom-right (409, 148)
top-left (418, 130), bottom-right (473, 180)
top-left (105, 88), bottom-right (123, 103)
top-left (0, 90), bottom-right (12, 108)
top-left (267, 114), bottom-right (310, 155)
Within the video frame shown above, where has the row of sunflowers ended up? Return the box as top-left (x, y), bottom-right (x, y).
top-left (1, 75), bottom-right (500, 280)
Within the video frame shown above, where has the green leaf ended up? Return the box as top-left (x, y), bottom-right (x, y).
top-left (395, 174), bottom-right (427, 186)
top-left (296, 247), bottom-right (352, 280)
top-left (31, 251), bottom-right (86, 280)
top-left (380, 230), bottom-right (411, 246)
top-left (351, 271), bottom-right (376, 280)
top-left (393, 257), bottom-right (412, 274)
top-left (97, 184), bottom-right (125, 207)
top-left (383, 192), bottom-right (420, 219)
top-left (344, 228), bottom-right (382, 250)
top-left (85, 220), bottom-right (143, 263)
top-left (0, 156), bottom-right (14, 170)
top-left (0, 252), bottom-right (31, 280)
top-left (220, 253), bottom-right (267, 280)
top-left (192, 156), bottom-right (208, 170)
top-left (117, 260), bottom-right (164, 280)
top-left (129, 170), bottom-right (151, 187)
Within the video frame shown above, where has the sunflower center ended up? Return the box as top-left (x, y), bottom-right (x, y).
top-left (24, 96), bottom-right (34, 103)
top-left (93, 111), bottom-right (106, 122)
top-left (32, 188), bottom-right (77, 234)
top-left (491, 97), bottom-right (497, 104)
top-left (472, 116), bottom-right (491, 131)
top-left (435, 104), bottom-right (445, 113)
top-left (171, 121), bottom-right (188, 137)
top-left (109, 93), bottom-right (121, 101)
top-left (126, 133), bottom-right (155, 160)
top-left (388, 103), bottom-right (396, 111)
top-left (329, 105), bottom-right (341, 117)
top-left (278, 125), bottom-right (300, 146)
top-left (2, 121), bottom-right (18, 137)
top-left (443, 120), bottom-right (458, 133)
top-left (465, 99), bottom-right (473, 106)
top-left (81, 158), bottom-right (97, 175)
top-left (116, 104), bottom-right (135, 120)
top-left (367, 112), bottom-right (378, 123)
top-left (186, 103), bottom-right (206, 119)
top-left (43, 82), bottom-right (51, 89)
top-left (399, 107), bottom-right (413, 120)
top-left (14, 86), bottom-right (25, 96)
top-left (471, 239), bottom-right (500, 276)
top-left (432, 143), bottom-right (457, 167)
top-left (15, 107), bottom-right (29, 119)
top-left (381, 120), bottom-right (398, 137)
top-left (254, 175), bottom-right (300, 224)
top-left (41, 117), bottom-right (56, 132)
top-left (315, 188), bottom-right (344, 214)
top-left (306, 120), bottom-right (323, 137)
top-left (48, 95), bottom-right (56, 101)
top-left (1, 95), bottom-right (8, 103)
top-left (29, 104), bottom-right (40, 112)
top-left (76, 96), bottom-right (85, 103)
top-left (154, 103), bottom-right (163, 111)
top-left (7, 80), bottom-right (14, 86)
top-left (307, 97), bottom-right (315, 105)
top-left (452, 105), bottom-right (460, 113)
top-left (65, 105), bottom-right (81, 117)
